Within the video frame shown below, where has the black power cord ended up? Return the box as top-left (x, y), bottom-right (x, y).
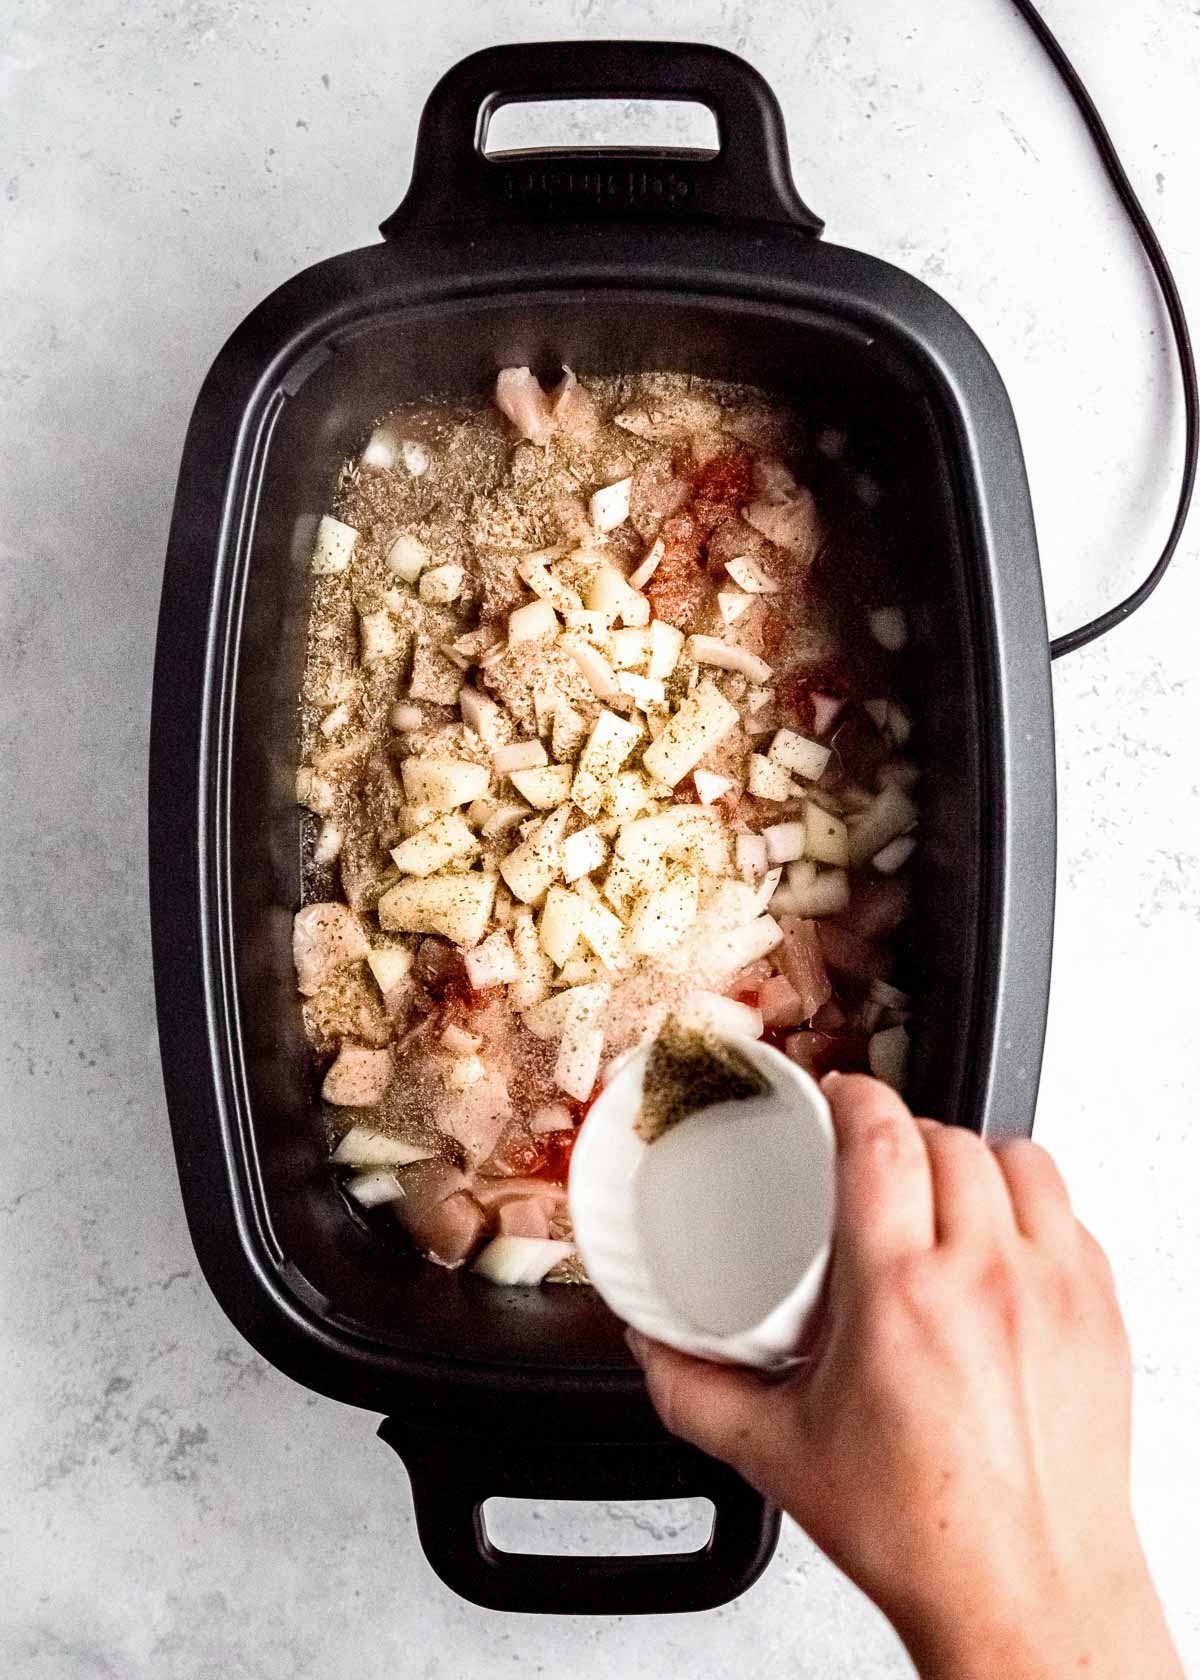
top-left (1009, 0), bottom-right (1198, 658)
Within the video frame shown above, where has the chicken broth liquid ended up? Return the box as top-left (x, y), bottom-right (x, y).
top-left (292, 369), bottom-right (918, 1286)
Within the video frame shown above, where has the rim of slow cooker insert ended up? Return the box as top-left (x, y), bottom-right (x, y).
top-left (183, 269), bottom-right (1049, 1394)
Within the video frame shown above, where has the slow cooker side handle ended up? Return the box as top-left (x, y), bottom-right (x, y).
top-left (381, 40), bottom-right (823, 236)
top-left (379, 1415), bottom-right (781, 1614)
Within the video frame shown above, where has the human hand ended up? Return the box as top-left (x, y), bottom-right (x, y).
top-left (627, 1075), bottom-right (1183, 1680)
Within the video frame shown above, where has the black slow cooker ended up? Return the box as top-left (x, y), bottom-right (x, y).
top-left (149, 41), bottom-right (1058, 1614)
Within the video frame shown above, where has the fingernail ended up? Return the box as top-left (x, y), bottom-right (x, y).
top-left (624, 1328), bottom-right (648, 1366)
top-left (821, 1071), bottom-right (843, 1093)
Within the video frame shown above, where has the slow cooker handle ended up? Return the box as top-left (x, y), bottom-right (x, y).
top-left (379, 1414), bottom-right (781, 1614)
top-left (381, 41), bottom-right (823, 236)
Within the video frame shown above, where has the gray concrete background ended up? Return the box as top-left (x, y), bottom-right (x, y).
top-left (3, 1), bottom-right (1198, 1673)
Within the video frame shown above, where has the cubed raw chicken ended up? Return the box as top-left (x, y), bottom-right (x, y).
top-left (439, 1068), bottom-right (513, 1168)
top-left (301, 370), bottom-right (922, 1287)
top-left (321, 1044), bottom-right (393, 1107)
top-left (293, 903), bottom-right (370, 996)
top-left (494, 368), bottom-right (555, 445)
top-left (497, 1198), bottom-right (554, 1240)
top-left (743, 489), bottom-right (821, 563)
top-left (816, 922), bottom-right (891, 983)
top-left (404, 1189), bottom-right (487, 1268)
top-left (774, 917), bottom-right (833, 1021)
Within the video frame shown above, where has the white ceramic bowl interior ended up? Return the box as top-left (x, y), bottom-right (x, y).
top-left (568, 1035), bottom-right (835, 1369)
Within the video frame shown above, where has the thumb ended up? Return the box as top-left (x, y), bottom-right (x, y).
top-left (626, 1330), bottom-right (796, 1492)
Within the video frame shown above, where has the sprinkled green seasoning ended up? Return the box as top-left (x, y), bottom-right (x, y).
top-left (636, 1017), bottom-right (768, 1145)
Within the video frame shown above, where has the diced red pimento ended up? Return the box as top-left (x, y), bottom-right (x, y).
top-left (529, 1126), bottom-right (579, 1186)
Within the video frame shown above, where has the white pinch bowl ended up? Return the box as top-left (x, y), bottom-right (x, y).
top-left (568, 1034), bottom-right (836, 1370)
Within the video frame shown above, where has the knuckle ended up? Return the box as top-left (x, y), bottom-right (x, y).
top-left (883, 1251), bottom-right (950, 1324)
top-left (860, 1116), bottom-right (919, 1171)
top-left (971, 1251), bottom-right (1024, 1335)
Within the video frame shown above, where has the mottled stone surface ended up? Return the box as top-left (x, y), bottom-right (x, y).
top-left (2, 1), bottom-right (1197, 1673)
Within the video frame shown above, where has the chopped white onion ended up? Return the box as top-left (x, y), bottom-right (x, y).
top-left (764, 820), bottom-right (808, 864)
top-left (508, 599), bottom-right (559, 645)
top-left (864, 699), bottom-right (890, 731)
top-left (869, 1025), bottom-right (910, 1090)
top-left (747, 753), bottom-right (795, 802)
top-left (618, 672), bottom-right (666, 708)
top-left (870, 977), bottom-right (910, 1010)
top-left (805, 804), bottom-right (850, 867)
top-left (724, 555), bottom-right (780, 594)
top-left (816, 426), bottom-right (847, 459)
top-left (385, 533), bottom-right (431, 582)
top-left (872, 834), bottom-right (917, 875)
top-left (647, 619), bottom-right (685, 682)
top-left (610, 628), bottom-right (651, 669)
top-left (693, 770), bottom-right (733, 805)
top-left (562, 826), bottom-right (607, 883)
top-left (390, 702), bottom-right (424, 732)
top-left (360, 427), bottom-right (399, 470)
top-left (855, 473), bottom-right (883, 508)
top-left (400, 438), bottom-right (430, 476)
top-left (419, 562), bottom-right (465, 604)
top-left (847, 783), bottom-right (920, 866)
top-left (441, 1023), bottom-right (482, 1055)
top-left (786, 865), bottom-right (850, 917)
top-left (628, 538), bottom-right (664, 590)
top-left (694, 915), bottom-right (784, 982)
top-left (345, 1170), bottom-right (406, 1208)
top-left (563, 636), bottom-right (619, 701)
top-left (869, 607), bottom-right (909, 651)
top-left (518, 554), bottom-right (583, 614)
top-left (555, 1017), bottom-right (604, 1101)
top-left (688, 635), bottom-right (774, 686)
top-left (465, 929), bottom-right (520, 989)
top-left (887, 701), bottom-right (913, 748)
top-left (331, 1127), bottom-right (434, 1168)
top-left (641, 682), bottom-right (738, 787)
top-left (359, 609), bottom-right (402, 665)
top-left (366, 946), bottom-right (414, 996)
top-left (530, 1102), bottom-right (574, 1135)
top-left (768, 728), bottom-right (831, 781)
top-left (810, 692), bottom-right (845, 736)
top-left (481, 802), bottom-right (531, 840)
top-left (472, 1236), bottom-right (575, 1285)
top-left (767, 883), bottom-right (802, 917)
top-left (311, 515), bottom-right (358, 576)
top-left (494, 738), bottom-right (549, 775)
top-left (736, 832), bottom-right (769, 880)
top-left (717, 591), bottom-right (752, 626)
top-left (750, 866), bottom-right (784, 915)
top-left (590, 476), bottom-right (633, 533)
top-left (313, 819), bottom-right (343, 864)
top-left (676, 991), bottom-right (764, 1041)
